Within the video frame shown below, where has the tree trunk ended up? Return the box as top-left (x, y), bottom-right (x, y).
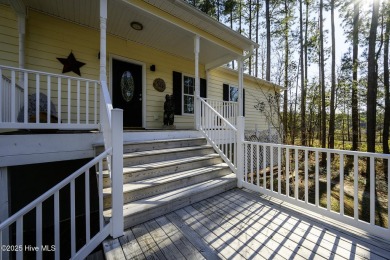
top-left (352, 0), bottom-right (359, 151)
top-left (248, 0), bottom-right (252, 75)
top-left (319, 0), bottom-right (326, 163)
top-left (265, 0), bottom-right (271, 81)
top-left (283, 0), bottom-right (289, 144)
top-left (366, 0), bottom-right (380, 153)
top-left (255, 0), bottom-right (260, 77)
top-left (329, 0), bottom-right (336, 149)
top-left (300, 0), bottom-right (306, 146)
top-left (383, 6), bottom-right (390, 156)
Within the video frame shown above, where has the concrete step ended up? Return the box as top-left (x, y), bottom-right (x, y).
top-left (103, 163), bottom-right (231, 209)
top-left (103, 174), bottom-right (237, 229)
top-left (102, 153), bottom-right (223, 188)
top-left (95, 137), bottom-right (207, 154)
top-left (121, 145), bottom-right (214, 167)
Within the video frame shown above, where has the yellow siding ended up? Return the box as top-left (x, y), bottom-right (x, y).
top-left (0, 5), bottom-right (18, 67)
top-left (0, 8), bottom-right (279, 131)
top-left (208, 67), bottom-right (280, 131)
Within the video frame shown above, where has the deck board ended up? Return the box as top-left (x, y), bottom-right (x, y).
top-left (104, 188), bottom-right (390, 260)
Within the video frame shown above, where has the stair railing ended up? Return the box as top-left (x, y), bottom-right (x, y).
top-left (0, 149), bottom-right (112, 260)
top-left (199, 97), bottom-right (241, 172)
top-left (0, 79), bottom-right (123, 260)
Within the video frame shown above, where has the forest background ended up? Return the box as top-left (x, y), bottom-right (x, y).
top-left (184, 0), bottom-right (390, 155)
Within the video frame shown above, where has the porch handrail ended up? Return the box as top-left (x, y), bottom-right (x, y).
top-left (199, 97), bottom-right (237, 171)
top-left (0, 149), bottom-right (112, 260)
top-left (99, 80), bottom-right (113, 151)
top-left (241, 140), bottom-right (390, 240)
top-left (0, 65), bottom-right (100, 129)
top-left (203, 98), bottom-right (238, 126)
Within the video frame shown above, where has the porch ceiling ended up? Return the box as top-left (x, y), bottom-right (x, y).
top-left (2, 0), bottom-right (256, 69)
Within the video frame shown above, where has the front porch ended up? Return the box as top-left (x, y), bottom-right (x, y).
top-left (104, 188), bottom-right (390, 259)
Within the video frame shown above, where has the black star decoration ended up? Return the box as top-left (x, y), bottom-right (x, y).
top-left (57, 52), bottom-right (86, 76)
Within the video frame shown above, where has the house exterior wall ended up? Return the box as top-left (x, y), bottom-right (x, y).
top-left (208, 67), bottom-right (281, 132)
top-left (0, 5), bottom-right (280, 131)
top-left (0, 5), bottom-right (18, 67)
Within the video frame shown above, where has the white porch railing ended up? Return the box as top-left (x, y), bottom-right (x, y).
top-left (199, 97), bottom-right (238, 171)
top-left (203, 98), bottom-right (238, 126)
top-left (1, 75), bottom-right (24, 123)
top-left (240, 141), bottom-right (390, 240)
top-left (0, 65), bottom-right (100, 130)
top-left (0, 66), bottom-right (123, 258)
top-left (0, 150), bottom-right (112, 260)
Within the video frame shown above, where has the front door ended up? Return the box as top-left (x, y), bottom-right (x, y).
top-left (112, 59), bottom-right (143, 128)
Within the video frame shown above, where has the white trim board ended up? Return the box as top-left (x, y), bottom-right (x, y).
top-left (0, 133), bottom-right (103, 167)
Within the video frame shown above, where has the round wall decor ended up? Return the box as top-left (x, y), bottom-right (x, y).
top-left (153, 78), bottom-right (166, 92)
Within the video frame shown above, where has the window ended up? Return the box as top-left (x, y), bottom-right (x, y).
top-left (229, 85), bottom-right (238, 102)
top-left (183, 75), bottom-right (195, 114)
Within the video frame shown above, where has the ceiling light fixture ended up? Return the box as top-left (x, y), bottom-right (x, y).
top-left (130, 21), bottom-right (143, 31)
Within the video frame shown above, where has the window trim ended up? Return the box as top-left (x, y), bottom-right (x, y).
top-left (182, 74), bottom-right (195, 116)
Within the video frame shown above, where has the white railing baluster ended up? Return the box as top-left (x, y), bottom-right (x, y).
top-left (304, 150), bottom-right (308, 204)
top-left (36, 74), bottom-right (40, 123)
top-left (85, 170), bottom-right (90, 243)
top-left (250, 144), bottom-right (254, 184)
top-left (77, 80), bottom-right (80, 124)
top-left (98, 160), bottom-right (104, 231)
top-left (286, 147), bottom-right (290, 197)
top-left (270, 145), bottom-right (274, 192)
top-left (36, 203), bottom-right (42, 260)
top-left (295, 148), bottom-right (298, 200)
top-left (47, 76), bottom-right (51, 124)
top-left (70, 180), bottom-right (76, 257)
top-left (256, 144), bottom-right (260, 187)
top-left (23, 72), bottom-right (28, 123)
top-left (327, 152), bottom-right (331, 211)
top-left (16, 217), bottom-right (23, 260)
top-left (67, 78), bottom-right (71, 124)
top-left (263, 145), bottom-right (266, 188)
top-left (278, 146), bottom-right (281, 194)
top-left (54, 191), bottom-right (60, 259)
top-left (315, 151), bottom-right (319, 207)
top-left (86, 82), bottom-right (89, 124)
top-left (244, 143), bottom-right (248, 183)
top-left (57, 77), bottom-right (61, 124)
top-left (340, 153), bottom-right (344, 216)
top-left (370, 156), bottom-right (375, 225)
top-left (354, 155), bottom-right (359, 220)
top-left (11, 71), bottom-right (16, 122)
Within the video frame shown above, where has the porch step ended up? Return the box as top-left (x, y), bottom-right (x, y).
top-left (102, 163), bottom-right (231, 209)
top-left (122, 145), bottom-right (214, 167)
top-left (95, 137), bottom-right (206, 154)
top-left (102, 153), bottom-right (223, 188)
top-left (99, 136), bottom-right (236, 230)
top-left (103, 174), bottom-right (237, 229)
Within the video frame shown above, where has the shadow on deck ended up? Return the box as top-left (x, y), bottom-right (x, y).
top-left (103, 188), bottom-right (390, 259)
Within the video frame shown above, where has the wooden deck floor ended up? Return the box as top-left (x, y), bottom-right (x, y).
top-left (104, 188), bottom-right (390, 260)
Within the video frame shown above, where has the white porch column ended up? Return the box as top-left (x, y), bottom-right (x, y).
top-left (237, 57), bottom-right (244, 117)
top-left (194, 35), bottom-right (200, 130)
top-left (100, 0), bottom-right (107, 83)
